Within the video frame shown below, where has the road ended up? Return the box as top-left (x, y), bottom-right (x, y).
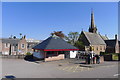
top-left (1, 58), bottom-right (119, 78)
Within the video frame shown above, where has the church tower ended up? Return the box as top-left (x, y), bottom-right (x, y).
top-left (89, 10), bottom-right (97, 33)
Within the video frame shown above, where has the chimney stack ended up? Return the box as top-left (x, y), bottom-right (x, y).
top-left (23, 35), bottom-right (26, 39)
top-left (115, 34), bottom-right (117, 40)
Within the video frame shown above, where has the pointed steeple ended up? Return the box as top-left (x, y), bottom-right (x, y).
top-left (89, 9), bottom-right (97, 33)
top-left (91, 9), bottom-right (95, 28)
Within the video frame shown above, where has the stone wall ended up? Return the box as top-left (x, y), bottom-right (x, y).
top-left (103, 54), bottom-right (112, 61)
top-left (45, 54), bottom-right (64, 62)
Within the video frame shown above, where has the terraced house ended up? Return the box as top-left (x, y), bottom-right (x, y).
top-left (0, 36), bottom-right (41, 55)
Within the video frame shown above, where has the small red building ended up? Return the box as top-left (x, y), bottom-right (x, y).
top-left (32, 35), bottom-right (79, 61)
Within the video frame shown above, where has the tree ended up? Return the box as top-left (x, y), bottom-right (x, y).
top-left (74, 40), bottom-right (85, 50)
top-left (65, 32), bottom-right (85, 50)
top-left (65, 32), bottom-right (79, 45)
top-left (51, 31), bottom-right (65, 38)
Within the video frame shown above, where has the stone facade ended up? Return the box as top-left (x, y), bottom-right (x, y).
top-left (79, 31), bottom-right (106, 55)
top-left (27, 39), bottom-right (41, 53)
top-left (18, 38), bottom-right (27, 55)
top-left (45, 54), bottom-right (64, 62)
top-left (78, 11), bottom-right (106, 55)
top-left (0, 37), bottom-right (41, 55)
top-left (90, 45), bottom-right (106, 55)
top-left (105, 35), bottom-right (120, 53)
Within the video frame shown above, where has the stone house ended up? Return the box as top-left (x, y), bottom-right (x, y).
top-left (26, 39), bottom-right (42, 53)
top-left (105, 35), bottom-right (119, 53)
top-left (0, 36), bottom-right (27, 55)
top-left (0, 36), bottom-right (41, 55)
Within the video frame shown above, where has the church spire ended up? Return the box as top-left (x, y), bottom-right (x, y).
top-left (89, 9), bottom-right (97, 33)
top-left (91, 9), bottom-right (95, 28)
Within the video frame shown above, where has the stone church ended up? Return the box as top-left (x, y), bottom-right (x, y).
top-left (78, 11), bottom-right (108, 54)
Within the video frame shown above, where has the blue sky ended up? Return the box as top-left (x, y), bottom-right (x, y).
top-left (2, 2), bottom-right (118, 40)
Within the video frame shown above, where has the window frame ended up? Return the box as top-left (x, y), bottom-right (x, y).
top-left (21, 44), bottom-right (25, 49)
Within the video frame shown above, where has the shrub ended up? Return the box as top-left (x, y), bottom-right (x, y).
top-left (100, 52), bottom-right (119, 61)
top-left (100, 52), bottom-right (120, 55)
top-left (112, 54), bottom-right (119, 60)
top-left (26, 52), bottom-right (32, 55)
top-left (100, 52), bottom-right (109, 55)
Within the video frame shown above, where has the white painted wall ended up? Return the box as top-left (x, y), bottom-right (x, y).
top-left (2, 52), bottom-right (9, 55)
top-left (33, 51), bottom-right (44, 59)
top-left (70, 51), bottom-right (78, 58)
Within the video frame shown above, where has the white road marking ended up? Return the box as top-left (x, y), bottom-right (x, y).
top-left (113, 74), bottom-right (120, 77)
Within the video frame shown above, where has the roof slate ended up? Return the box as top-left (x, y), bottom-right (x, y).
top-left (32, 36), bottom-right (78, 50)
top-left (105, 39), bottom-right (116, 47)
top-left (100, 35), bottom-right (109, 40)
top-left (0, 38), bottom-right (20, 44)
top-left (82, 31), bottom-right (106, 45)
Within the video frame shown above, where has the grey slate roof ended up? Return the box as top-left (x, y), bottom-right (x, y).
top-left (32, 36), bottom-right (78, 50)
top-left (100, 35), bottom-right (109, 40)
top-left (83, 31), bottom-right (106, 45)
top-left (105, 39), bottom-right (116, 47)
top-left (0, 38), bottom-right (20, 44)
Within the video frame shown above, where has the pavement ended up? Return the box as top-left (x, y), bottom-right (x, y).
top-left (1, 58), bottom-right (119, 78)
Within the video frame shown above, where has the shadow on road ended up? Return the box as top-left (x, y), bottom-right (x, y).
top-left (24, 55), bottom-right (36, 62)
top-left (24, 55), bottom-right (44, 63)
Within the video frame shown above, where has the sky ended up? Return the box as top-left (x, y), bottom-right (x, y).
top-left (2, 2), bottom-right (118, 40)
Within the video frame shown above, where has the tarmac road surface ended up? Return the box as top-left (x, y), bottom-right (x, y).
top-left (1, 59), bottom-right (119, 78)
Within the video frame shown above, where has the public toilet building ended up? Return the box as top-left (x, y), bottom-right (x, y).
top-left (32, 35), bottom-right (79, 61)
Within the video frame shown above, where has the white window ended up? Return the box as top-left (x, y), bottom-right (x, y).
top-left (21, 44), bottom-right (25, 49)
top-left (5, 43), bottom-right (9, 48)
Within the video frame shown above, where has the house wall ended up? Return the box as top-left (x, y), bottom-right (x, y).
top-left (2, 43), bottom-right (18, 55)
top-left (89, 45), bottom-right (106, 55)
top-left (1, 37), bottom-right (41, 55)
top-left (79, 32), bottom-right (90, 46)
top-left (70, 51), bottom-right (77, 58)
top-left (105, 47), bottom-right (115, 53)
top-left (18, 38), bottom-right (27, 55)
top-left (11, 46), bottom-right (18, 55)
top-left (27, 42), bottom-right (39, 53)
top-left (0, 40), bottom-right (2, 53)
top-left (115, 40), bottom-right (119, 53)
top-left (2, 43), bottom-right (10, 55)
top-left (105, 40), bottom-right (120, 53)
top-left (79, 32), bottom-right (106, 55)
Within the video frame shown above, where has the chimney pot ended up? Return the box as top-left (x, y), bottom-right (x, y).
top-left (115, 34), bottom-right (117, 40)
